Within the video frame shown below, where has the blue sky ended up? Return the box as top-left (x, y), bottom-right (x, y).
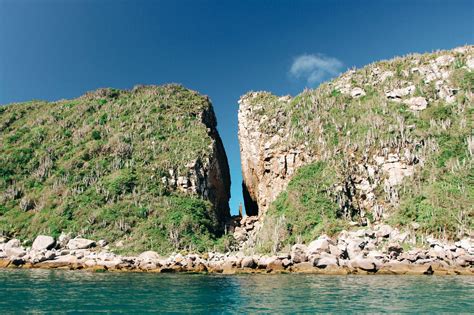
top-left (1, 0), bottom-right (473, 215)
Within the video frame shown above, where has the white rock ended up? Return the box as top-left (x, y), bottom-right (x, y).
top-left (329, 244), bottom-right (342, 257)
top-left (315, 256), bottom-right (338, 268)
top-left (351, 257), bottom-right (379, 271)
top-left (376, 225), bottom-right (393, 238)
top-left (435, 55), bottom-right (455, 67)
top-left (58, 233), bottom-right (71, 248)
top-left (386, 85), bottom-right (415, 99)
top-left (307, 236), bottom-right (331, 255)
top-left (138, 251), bottom-right (160, 261)
top-left (257, 256), bottom-right (273, 269)
top-left (467, 58), bottom-right (474, 70)
top-left (391, 231), bottom-right (409, 243)
top-left (97, 240), bottom-right (108, 247)
top-left (453, 47), bottom-right (468, 54)
top-left (5, 239), bottom-right (21, 249)
top-left (367, 251), bottom-right (385, 259)
top-left (455, 239), bottom-right (472, 252)
top-left (32, 235), bottom-right (55, 251)
top-left (5, 247), bottom-right (26, 258)
top-left (405, 97), bottom-right (428, 111)
top-left (351, 87), bottom-right (366, 98)
top-left (291, 244), bottom-right (308, 263)
top-left (53, 254), bottom-right (79, 265)
top-left (346, 241), bottom-right (362, 260)
top-left (382, 162), bottom-right (414, 186)
top-left (67, 238), bottom-right (96, 250)
top-left (429, 246), bottom-right (446, 259)
top-left (374, 156), bottom-right (385, 165)
top-left (380, 71), bottom-right (394, 81)
top-left (411, 222), bottom-right (420, 230)
top-left (241, 256), bottom-right (256, 268)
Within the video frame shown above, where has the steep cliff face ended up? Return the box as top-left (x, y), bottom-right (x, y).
top-left (238, 46), bottom-right (473, 244)
top-left (162, 102), bottom-right (231, 223)
top-left (238, 97), bottom-right (312, 215)
top-left (0, 84), bottom-right (231, 253)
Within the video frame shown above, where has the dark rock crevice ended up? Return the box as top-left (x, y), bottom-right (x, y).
top-left (242, 181), bottom-right (258, 216)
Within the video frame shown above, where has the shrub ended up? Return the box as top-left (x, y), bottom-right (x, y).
top-left (261, 162), bottom-right (346, 249)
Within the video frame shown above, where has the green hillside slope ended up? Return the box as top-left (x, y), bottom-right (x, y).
top-left (0, 84), bottom-right (231, 254)
top-left (239, 46), bottom-right (473, 252)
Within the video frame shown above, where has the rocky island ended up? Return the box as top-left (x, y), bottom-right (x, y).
top-left (0, 46), bottom-right (473, 275)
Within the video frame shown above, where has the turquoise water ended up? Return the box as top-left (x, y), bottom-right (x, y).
top-left (0, 269), bottom-right (473, 313)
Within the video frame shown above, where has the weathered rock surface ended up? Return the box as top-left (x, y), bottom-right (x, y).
top-left (138, 251), bottom-right (160, 261)
top-left (67, 238), bottom-right (96, 250)
top-left (291, 244), bottom-right (308, 264)
top-left (32, 235), bottom-right (56, 251)
top-left (238, 94), bottom-right (313, 215)
top-left (241, 257), bottom-right (257, 269)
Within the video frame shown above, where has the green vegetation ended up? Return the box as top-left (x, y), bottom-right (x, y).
top-left (390, 135), bottom-right (473, 238)
top-left (0, 84), bottom-right (230, 254)
top-left (255, 162), bottom-right (348, 253)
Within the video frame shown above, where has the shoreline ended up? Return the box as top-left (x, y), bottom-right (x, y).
top-left (1, 258), bottom-right (473, 276)
top-left (1, 227), bottom-right (473, 276)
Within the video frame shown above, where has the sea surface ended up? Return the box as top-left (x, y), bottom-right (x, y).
top-left (0, 269), bottom-right (473, 314)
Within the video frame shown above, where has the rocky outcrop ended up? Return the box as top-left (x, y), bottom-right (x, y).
top-left (238, 95), bottom-right (313, 215)
top-left (238, 46), bottom-right (473, 222)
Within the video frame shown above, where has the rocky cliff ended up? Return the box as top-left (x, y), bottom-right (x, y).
top-left (238, 46), bottom-right (473, 249)
top-left (239, 94), bottom-right (313, 215)
top-left (0, 84), bottom-right (231, 253)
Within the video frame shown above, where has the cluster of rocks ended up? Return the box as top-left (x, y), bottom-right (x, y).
top-left (285, 225), bottom-right (473, 275)
top-left (1, 225), bottom-right (472, 275)
top-left (339, 46), bottom-right (474, 107)
top-left (232, 215), bottom-right (260, 248)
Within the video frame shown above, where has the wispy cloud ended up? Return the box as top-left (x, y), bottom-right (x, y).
top-left (290, 54), bottom-right (343, 85)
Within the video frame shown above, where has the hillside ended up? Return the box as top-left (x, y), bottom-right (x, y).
top-left (0, 84), bottom-right (231, 254)
top-left (238, 46), bottom-right (473, 252)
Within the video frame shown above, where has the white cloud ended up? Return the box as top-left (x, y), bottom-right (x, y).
top-left (290, 54), bottom-right (343, 85)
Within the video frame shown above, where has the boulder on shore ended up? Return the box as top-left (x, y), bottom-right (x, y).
top-left (5, 247), bottom-right (26, 258)
top-left (3, 239), bottom-right (26, 258)
top-left (138, 251), bottom-right (160, 261)
top-left (32, 235), bottom-right (55, 251)
top-left (315, 256), bottom-right (339, 269)
top-left (291, 244), bottom-right (308, 263)
top-left (307, 236), bottom-right (331, 255)
top-left (241, 257), bottom-right (256, 269)
top-left (67, 238), bottom-right (96, 250)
